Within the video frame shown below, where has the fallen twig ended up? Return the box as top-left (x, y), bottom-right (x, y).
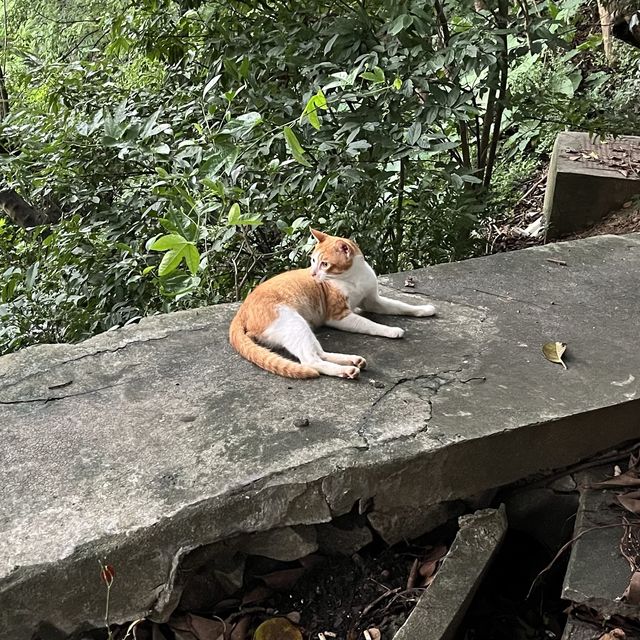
top-left (527, 522), bottom-right (640, 599)
top-left (361, 587), bottom-right (401, 618)
top-left (406, 559), bottom-right (419, 590)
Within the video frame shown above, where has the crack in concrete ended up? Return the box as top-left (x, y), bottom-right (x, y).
top-left (378, 281), bottom-right (490, 317)
top-left (462, 286), bottom-right (552, 310)
top-left (0, 382), bottom-right (125, 405)
top-left (0, 325), bottom-right (216, 391)
top-left (357, 367), bottom-right (468, 446)
top-left (57, 335), bottom-right (172, 365)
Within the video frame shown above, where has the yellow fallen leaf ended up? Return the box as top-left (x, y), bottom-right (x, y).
top-left (254, 617), bottom-right (302, 640)
top-left (542, 342), bottom-right (568, 369)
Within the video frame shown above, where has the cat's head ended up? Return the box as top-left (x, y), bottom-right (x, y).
top-left (309, 229), bottom-right (362, 280)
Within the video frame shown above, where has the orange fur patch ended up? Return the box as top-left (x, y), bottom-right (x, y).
top-left (229, 237), bottom-right (354, 378)
top-left (311, 229), bottom-right (361, 275)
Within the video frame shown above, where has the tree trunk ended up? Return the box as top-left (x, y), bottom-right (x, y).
top-left (0, 67), bottom-right (9, 121)
top-left (597, 0), bottom-right (636, 62)
top-left (598, 0), bottom-right (617, 62)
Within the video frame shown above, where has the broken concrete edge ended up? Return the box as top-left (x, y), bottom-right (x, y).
top-left (393, 505), bottom-right (508, 640)
top-left (560, 616), bottom-right (614, 640)
top-left (3, 419), bottom-right (637, 640)
top-left (0, 305), bottom-right (223, 385)
top-left (562, 466), bottom-right (640, 621)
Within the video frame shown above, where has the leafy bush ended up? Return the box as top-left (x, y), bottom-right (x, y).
top-left (1, 0), bottom-right (639, 354)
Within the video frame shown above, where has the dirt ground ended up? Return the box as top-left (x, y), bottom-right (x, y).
top-left (486, 167), bottom-right (640, 254)
top-left (561, 200), bottom-right (640, 240)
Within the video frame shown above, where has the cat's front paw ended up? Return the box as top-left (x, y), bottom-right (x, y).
top-left (415, 304), bottom-right (436, 317)
top-left (386, 326), bottom-right (405, 339)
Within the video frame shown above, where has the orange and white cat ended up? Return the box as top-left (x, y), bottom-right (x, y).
top-left (229, 229), bottom-right (436, 379)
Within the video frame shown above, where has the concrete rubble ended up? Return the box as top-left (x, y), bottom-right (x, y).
top-left (563, 466), bottom-right (640, 621)
top-left (393, 506), bottom-right (507, 640)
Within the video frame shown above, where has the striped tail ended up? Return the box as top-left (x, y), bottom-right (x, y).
top-left (229, 313), bottom-right (319, 379)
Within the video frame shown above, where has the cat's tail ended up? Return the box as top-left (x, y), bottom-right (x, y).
top-left (229, 313), bottom-right (320, 379)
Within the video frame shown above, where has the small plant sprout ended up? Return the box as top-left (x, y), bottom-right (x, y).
top-left (99, 560), bottom-right (115, 640)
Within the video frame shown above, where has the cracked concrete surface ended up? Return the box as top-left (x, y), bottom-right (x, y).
top-left (2, 234), bottom-right (640, 638)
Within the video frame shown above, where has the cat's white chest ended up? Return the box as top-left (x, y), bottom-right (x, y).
top-left (330, 257), bottom-right (378, 308)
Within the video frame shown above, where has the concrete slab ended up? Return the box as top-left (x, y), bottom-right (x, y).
top-left (393, 506), bottom-right (507, 640)
top-left (3, 234), bottom-right (640, 638)
top-left (543, 132), bottom-right (640, 240)
top-left (562, 466), bottom-right (640, 620)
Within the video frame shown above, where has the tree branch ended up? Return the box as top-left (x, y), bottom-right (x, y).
top-left (483, 0), bottom-right (509, 187)
top-left (393, 157), bottom-right (406, 272)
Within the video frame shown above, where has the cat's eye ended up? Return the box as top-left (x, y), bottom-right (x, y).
top-left (320, 261), bottom-right (328, 268)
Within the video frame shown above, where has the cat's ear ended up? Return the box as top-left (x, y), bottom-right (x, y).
top-left (337, 241), bottom-right (351, 256)
top-left (310, 229), bottom-right (327, 243)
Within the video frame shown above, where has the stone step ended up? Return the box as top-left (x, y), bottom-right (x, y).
top-left (562, 465), bottom-right (640, 621)
top-left (543, 132), bottom-right (640, 240)
top-left (3, 234), bottom-right (640, 638)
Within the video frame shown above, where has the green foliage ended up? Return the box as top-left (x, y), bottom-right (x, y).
top-left (1, 0), bottom-right (639, 354)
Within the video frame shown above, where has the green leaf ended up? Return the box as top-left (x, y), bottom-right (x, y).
top-left (149, 234), bottom-right (186, 251)
top-left (202, 74), bottom-right (222, 99)
top-left (324, 33), bottom-right (339, 55)
top-left (550, 75), bottom-right (574, 97)
top-left (406, 122), bottom-right (422, 145)
top-left (360, 67), bottom-right (385, 84)
top-left (159, 273), bottom-right (201, 298)
top-left (25, 261), bottom-right (39, 292)
top-left (450, 173), bottom-right (464, 189)
top-left (227, 203), bottom-right (263, 226)
top-left (283, 126), bottom-right (312, 167)
top-left (202, 178), bottom-right (225, 197)
top-left (313, 89), bottom-right (328, 110)
top-left (150, 232), bottom-right (199, 277)
top-left (140, 108), bottom-right (162, 139)
top-left (237, 111), bottom-right (262, 128)
top-left (239, 56), bottom-right (250, 79)
top-left (301, 90), bottom-right (328, 130)
top-left (184, 244), bottom-right (200, 274)
top-left (158, 248), bottom-right (184, 277)
top-left (393, 77), bottom-right (403, 90)
top-left (388, 14), bottom-right (413, 36)
top-left (228, 203), bottom-right (242, 225)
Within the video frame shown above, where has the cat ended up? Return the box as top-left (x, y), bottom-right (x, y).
top-left (229, 229), bottom-right (436, 379)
